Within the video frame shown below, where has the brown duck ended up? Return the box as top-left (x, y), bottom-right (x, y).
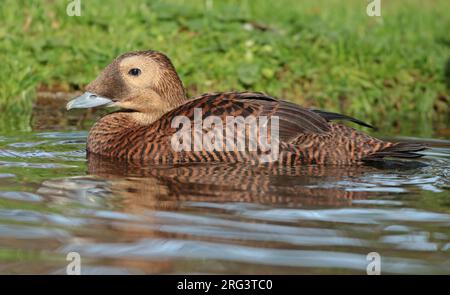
top-left (67, 50), bottom-right (425, 165)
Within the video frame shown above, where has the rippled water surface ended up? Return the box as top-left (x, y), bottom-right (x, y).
top-left (0, 131), bottom-right (449, 274)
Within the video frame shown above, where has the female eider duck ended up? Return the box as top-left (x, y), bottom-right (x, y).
top-left (67, 50), bottom-right (425, 165)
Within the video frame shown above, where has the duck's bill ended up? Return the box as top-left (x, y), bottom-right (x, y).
top-left (66, 92), bottom-right (114, 110)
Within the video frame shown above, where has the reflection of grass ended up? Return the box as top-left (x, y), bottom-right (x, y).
top-left (0, 248), bottom-right (45, 263)
top-left (412, 190), bottom-right (450, 214)
top-left (0, 0), bottom-right (449, 135)
top-left (0, 198), bottom-right (62, 214)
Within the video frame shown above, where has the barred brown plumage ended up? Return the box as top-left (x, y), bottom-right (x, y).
top-left (66, 50), bottom-right (426, 165)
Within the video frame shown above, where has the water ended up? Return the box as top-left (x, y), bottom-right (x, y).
top-left (0, 131), bottom-right (449, 274)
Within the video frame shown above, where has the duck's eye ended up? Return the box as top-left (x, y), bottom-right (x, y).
top-left (128, 68), bottom-right (141, 76)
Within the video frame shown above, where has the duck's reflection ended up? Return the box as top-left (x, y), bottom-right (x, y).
top-left (84, 154), bottom-right (383, 210)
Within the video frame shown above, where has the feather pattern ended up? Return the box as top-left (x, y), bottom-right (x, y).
top-left (87, 91), bottom-right (426, 164)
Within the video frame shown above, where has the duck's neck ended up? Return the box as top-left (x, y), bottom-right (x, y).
top-left (87, 86), bottom-right (188, 157)
top-left (161, 87), bottom-right (187, 110)
top-left (129, 110), bottom-right (167, 125)
top-left (87, 112), bottom-right (144, 157)
top-left (157, 67), bottom-right (188, 111)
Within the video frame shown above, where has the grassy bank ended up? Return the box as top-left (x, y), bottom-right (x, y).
top-left (0, 0), bottom-right (449, 135)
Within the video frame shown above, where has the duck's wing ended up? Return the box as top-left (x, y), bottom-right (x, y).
top-left (162, 91), bottom-right (370, 143)
top-left (309, 109), bottom-right (375, 129)
top-left (232, 92), bottom-right (374, 129)
top-left (160, 92), bottom-right (328, 143)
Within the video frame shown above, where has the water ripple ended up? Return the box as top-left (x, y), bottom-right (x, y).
top-left (241, 208), bottom-right (450, 224)
top-left (61, 238), bottom-right (450, 274)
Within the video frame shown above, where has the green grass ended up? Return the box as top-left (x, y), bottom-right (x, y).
top-left (0, 0), bottom-right (449, 135)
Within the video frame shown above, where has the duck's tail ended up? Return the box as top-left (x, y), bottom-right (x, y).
top-left (363, 142), bottom-right (427, 160)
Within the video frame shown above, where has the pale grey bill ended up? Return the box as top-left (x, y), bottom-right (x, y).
top-left (66, 92), bottom-right (114, 110)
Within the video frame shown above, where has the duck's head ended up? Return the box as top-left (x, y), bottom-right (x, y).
top-left (67, 50), bottom-right (187, 121)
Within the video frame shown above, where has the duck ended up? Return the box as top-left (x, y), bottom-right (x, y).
top-left (66, 50), bottom-right (426, 165)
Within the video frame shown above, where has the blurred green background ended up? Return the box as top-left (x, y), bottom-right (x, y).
top-left (0, 0), bottom-right (449, 136)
